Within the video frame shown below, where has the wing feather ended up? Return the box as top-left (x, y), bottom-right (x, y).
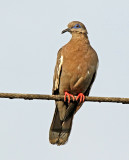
top-left (52, 48), bottom-right (63, 95)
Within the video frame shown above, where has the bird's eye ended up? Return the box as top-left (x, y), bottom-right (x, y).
top-left (73, 24), bottom-right (81, 29)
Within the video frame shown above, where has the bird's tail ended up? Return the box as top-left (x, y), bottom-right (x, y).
top-left (49, 106), bottom-right (74, 145)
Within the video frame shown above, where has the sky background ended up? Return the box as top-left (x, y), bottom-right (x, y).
top-left (0, 0), bottom-right (129, 159)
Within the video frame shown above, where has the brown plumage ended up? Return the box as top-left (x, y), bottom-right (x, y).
top-left (49, 21), bottom-right (99, 145)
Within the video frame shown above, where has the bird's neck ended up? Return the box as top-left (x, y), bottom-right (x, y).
top-left (71, 33), bottom-right (90, 44)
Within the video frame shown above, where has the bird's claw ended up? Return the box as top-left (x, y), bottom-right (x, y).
top-left (76, 93), bottom-right (85, 103)
top-left (64, 92), bottom-right (75, 103)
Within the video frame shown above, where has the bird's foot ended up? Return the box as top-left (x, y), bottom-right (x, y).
top-left (64, 92), bottom-right (75, 103)
top-left (76, 93), bottom-right (85, 103)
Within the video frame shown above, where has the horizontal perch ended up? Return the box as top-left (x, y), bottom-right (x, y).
top-left (0, 92), bottom-right (129, 104)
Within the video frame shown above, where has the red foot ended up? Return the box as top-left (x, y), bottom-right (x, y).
top-left (64, 92), bottom-right (75, 103)
top-left (76, 93), bottom-right (85, 103)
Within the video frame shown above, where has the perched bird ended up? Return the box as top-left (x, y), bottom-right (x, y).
top-left (49, 21), bottom-right (98, 145)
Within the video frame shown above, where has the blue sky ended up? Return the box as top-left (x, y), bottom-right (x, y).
top-left (0, 0), bottom-right (129, 159)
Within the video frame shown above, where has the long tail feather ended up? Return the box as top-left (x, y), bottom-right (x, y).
top-left (49, 106), bottom-right (73, 145)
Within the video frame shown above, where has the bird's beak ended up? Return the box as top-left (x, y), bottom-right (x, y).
top-left (61, 28), bottom-right (71, 34)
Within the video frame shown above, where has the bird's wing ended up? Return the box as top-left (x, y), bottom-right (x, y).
top-left (74, 71), bottom-right (97, 114)
top-left (52, 48), bottom-right (67, 121)
top-left (52, 48), bottom-right (63, 95)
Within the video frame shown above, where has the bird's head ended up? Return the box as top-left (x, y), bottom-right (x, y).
top-left (62, 21), bottom-right (88, 35)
